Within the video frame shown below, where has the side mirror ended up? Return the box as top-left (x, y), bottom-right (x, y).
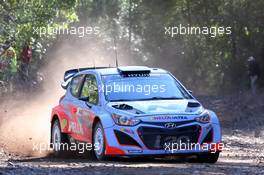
top-left (79, 96), bottom-right (89, 102)
top-left (188, 90), bottom-right (193, 94)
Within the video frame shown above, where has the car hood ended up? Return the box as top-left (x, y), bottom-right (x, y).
top-left (107, 99), bottom-right (204, 116)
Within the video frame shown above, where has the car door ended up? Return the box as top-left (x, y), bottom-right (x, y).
top-left (62, 74), bottom-right (86, 140)
top-left (77, 74), bottom-right (99, 142)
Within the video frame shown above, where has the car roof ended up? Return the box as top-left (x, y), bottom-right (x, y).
top-left (80, 66), bottom-right (168, 75)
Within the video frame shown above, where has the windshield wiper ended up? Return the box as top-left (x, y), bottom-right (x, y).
top-left (110, 99), bottom-right (134, 102)
top-left (109, 97), bottom-right (184, 102)
top-left (146, 96), bottom-right (184, 100)
top-left (133, 97), bottom-right (184, 101)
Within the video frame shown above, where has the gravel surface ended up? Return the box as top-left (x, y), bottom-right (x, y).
top-left (0, 131), bottom-right (263, 175)
top-left (0, 93), bottom-right (264, 175)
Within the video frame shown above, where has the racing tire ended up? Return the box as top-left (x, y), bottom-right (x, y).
top-left (92, 122), bottom-right (106, 161)
top-left (197, 152), bottom-right (219, 163)
top-left (51, 119), bottom-right (70, 157)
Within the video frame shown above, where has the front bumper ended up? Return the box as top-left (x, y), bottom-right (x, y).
top-left (104, 121), bottom-right (222, 156)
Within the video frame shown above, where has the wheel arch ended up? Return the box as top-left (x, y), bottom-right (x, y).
top-left (208, 110), bottom-right (222, 143)
top-left (92, 116), bottom-right (101, 137)
top-left (50, 114), bottom-right (60, 145)
top-left (91, 116), bottom-right (106, 146)
top-left (51, 114), bottom-right (59, 125)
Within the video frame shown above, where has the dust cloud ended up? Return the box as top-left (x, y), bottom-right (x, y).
top-left (0, 37), bottom-right (131, 157)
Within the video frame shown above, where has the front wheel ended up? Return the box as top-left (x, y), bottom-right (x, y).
top-left (197, 152), bottom-right (219, 163)
top-left (93, 122), bottom-right (106, 160)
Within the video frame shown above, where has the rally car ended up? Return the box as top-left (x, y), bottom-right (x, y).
top-left (50, 66), bottom-right (222, 163)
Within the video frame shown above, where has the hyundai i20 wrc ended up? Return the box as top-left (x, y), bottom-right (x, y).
top-left (50, 66), bottom-right (222, 163)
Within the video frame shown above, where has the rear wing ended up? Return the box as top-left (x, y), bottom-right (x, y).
top-left (61, 67), bottom-right (110, 89)
top-left (64, 69), bottom-right (79, 82)
top-left (61, 69), bottom-right (79, 89)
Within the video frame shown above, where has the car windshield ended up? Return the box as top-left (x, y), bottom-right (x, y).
top-left (102, 73), bottom-right (192, 102)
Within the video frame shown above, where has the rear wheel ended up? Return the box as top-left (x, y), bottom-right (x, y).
top-left (93, 122), bottom-right (106, 160)
top-left (51, 120), bottom-right (69, 157)
top-left (197, 152), bottom-right (219, 163)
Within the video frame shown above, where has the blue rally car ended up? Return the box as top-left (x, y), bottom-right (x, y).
top-left (50, 66), bottom-right (222, 163)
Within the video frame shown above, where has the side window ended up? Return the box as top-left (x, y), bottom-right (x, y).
top-left (80, 74), bottom-right (98, 104)
top-left (70, 75), bottom-right (84, 97)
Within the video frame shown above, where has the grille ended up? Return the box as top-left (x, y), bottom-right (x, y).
top-left (138, 125), bottom-right (201, 150)
top-left (114, 130), bottom-right (142, 148)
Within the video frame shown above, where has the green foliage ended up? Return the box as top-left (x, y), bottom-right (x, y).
top-left (115, 0), bottom-right (264, 94)
top-left (1, 0), bottom-right (263, 94)
top-left (0, 0), bottom-right (78, 64)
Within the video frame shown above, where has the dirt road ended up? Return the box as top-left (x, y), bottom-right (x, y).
top-left (0, 157), bottom-right (263, 175)
top-left (0, 94), bottom-right (264, 175)
top-left (0, 131), bottom-right (263, 175)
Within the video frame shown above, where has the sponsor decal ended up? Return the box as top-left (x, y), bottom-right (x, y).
top-left (151, 116), bottom-right (187, 120)
top-left (76, 108), bottom-right (90, 119)
top-left (128, 150), bottom-right (143, 153)
top-left (60, 119), bottom-right (68, 130)
top-left (68, 121), bottom-right (84, 134)
top-left (73, 107), bottom-right (93, 128)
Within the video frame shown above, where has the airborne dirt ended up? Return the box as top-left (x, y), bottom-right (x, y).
top-left (0, 93), bottom-right (264, 175)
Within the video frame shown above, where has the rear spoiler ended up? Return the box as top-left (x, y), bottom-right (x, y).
top-left (61, 67), bottom-right (111, 89)
top-left (61, 69), bottom-right (79, 89)
top-left (64, 69), bottom-right (79, 82)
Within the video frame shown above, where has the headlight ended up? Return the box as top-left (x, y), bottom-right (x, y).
top-left (111, 114), bottom-right (141, 126)
top-left (195, 111), bottom-right (211, 124)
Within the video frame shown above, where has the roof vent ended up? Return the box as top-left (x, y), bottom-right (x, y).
top-left (117, 66), bottom-right (151, 77)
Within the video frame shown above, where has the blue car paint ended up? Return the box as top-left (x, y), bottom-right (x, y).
top-left (59, 66), bottom-right (221, 155)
